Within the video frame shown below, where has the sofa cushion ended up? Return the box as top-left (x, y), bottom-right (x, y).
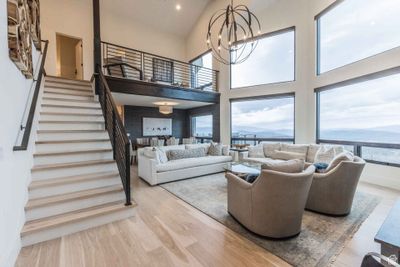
top-left (248, 145), bottom-right (264, 158)
top-left (326, 151), bottom-right (354, 172)
top-left (273, 150), bottom-right (306, 161)
top-left (167, 147), bottom-right (206, 161)
top-left (281, 144), bottom-right (309, 159)
top-left (208, 142), bottom-right (223, 156)
top-left (185, 143), bottom-right (210, 154)
top-left (261, 159), bottom-right (305, 173)
top-left (156, 155), bottom-right (232, 172)
top-left (307, 144), bottom-right (321, 163)
top-left (222, 145), bottom-right (229, 156)
top-left (261, 143), bottom-right (281, 158)
top-left (244, 157), bottom-right (285, 164)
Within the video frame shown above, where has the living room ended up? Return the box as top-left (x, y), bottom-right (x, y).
top-left (1, 0), bottom-right (400, 266)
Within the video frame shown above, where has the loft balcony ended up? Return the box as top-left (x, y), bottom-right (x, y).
top-left (101, 42), bottom-right (220, 103)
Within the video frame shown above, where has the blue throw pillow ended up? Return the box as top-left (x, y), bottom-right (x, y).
top-left (313, 162), bottom-right (328, 173)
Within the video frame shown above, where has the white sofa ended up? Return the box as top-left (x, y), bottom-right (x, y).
top-left (138, 144), bottom-right (233, 185)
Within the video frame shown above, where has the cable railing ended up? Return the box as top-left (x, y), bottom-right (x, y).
top-left (101, 41), bottom-right (219, 92)
top-left (97, 69), bottom-right (131, 205)
top-left (14, 40), bottom-right (49, 151)
top-left (231, 137), bottom-right (295, 146)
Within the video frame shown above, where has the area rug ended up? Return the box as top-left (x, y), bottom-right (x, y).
top-left (160, 173), bottom-right (381, 267)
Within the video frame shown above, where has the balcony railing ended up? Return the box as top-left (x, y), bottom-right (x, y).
top-left (101, 41), bottom-right (219, 92)
top-left (318, 139), bottom-right (400, 167)
top-left (231, 137), bottom-right (294, 146)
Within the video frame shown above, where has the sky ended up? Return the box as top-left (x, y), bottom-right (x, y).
top-left (319, 0), bottom-right (400, 72)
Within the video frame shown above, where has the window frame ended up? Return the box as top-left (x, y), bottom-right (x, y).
top-left (315, 0), bottom-right (400, 75)
top-left (190, 114), bottom-right (214, 140)
top-left (315, 66), bottom-right (400, 167)
top-left (230, 26), bottom-right (296, 90)
top-left (229, 92), bottom-right (296, 145)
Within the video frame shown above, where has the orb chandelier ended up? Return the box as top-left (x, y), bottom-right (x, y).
top-left (206, 0), bottom-right (261, 65)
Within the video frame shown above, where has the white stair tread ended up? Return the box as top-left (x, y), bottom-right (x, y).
top-left (39, 120), bottom-right (104, 124)
top-left (40, 112), bottom-right (102, 117)
top-left (36, 139), bottom-right (109, 144)
top-left (22, 201), bottom-right (135, 236)
top-left (34, 148), bottom-right (112, 157)
top-left (42, 104), bottom-right (101, 110)
top-left (25, 185), bottom-right (124, 210)
top-left (32, 159), bottom-right (115, 172)
top-left (29, 171), bottom-right (120, 189)
top-left (42, 97), bottom-right (97, 103)
top-left (37, 130), bottom-right (106, 134)
top-left (43, 90), bottom-right (93, 97)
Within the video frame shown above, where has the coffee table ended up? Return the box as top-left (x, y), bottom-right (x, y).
top-left (224, 162), bottom-right (261, 177)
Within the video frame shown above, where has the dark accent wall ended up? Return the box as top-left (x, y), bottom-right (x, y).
top-left (186, 104), bottom-right (220, 142)
top-left (124, 106), bottom-right (188, 141)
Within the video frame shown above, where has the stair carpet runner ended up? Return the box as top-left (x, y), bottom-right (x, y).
top-left (21, 76), bottom-right (134, 247)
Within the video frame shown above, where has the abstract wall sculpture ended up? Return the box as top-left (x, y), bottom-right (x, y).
top-left (7, 0), bottom-right (41, 78)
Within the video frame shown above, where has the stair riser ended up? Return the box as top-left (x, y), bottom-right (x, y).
top-left (22, 207), bottom-right (134, 247)
top-left (42, 99), bottom-right (100, 108)
top-left (41, 106), bottom-right (103, 115)
top-left (45, 77), bottom-right (91, 86)
top-left (29, 177), bottom-right (121, 199)
top-left (39, 122), bottom-right (104, 131)
top-left (40, 114), bottom-right (104, 122)
top-left (34, 151), bottom-right (113, 165)
top-left (26, 191), bottom-right (125, 221)
top-left (44, 88), bottom-right (93, 96)
top-left (43, 92), bottom-right (94, 101)
top-left (45, 84), bottom-right (92, 91)
top-left (32, 162), bottom-right (117, 180)
top-left (35, 141), bottom-right (111, 152)
top-left (37, 132), bottom-right (109, 141)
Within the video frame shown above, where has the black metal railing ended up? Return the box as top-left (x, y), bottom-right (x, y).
top-left (97, 69), bottom-right (131, 205)
top-left (101, 41), bottom-right (219, 92)
top-left (231, 137), bottom-right (294, 146)
top-left (195, 136), bottom-right (213, 143)
top-left (14, 40), bottom-right (49, 151)
top-left (318, 139), bottom-right (400, 167)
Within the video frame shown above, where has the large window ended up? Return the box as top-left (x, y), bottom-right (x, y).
top-left (317, 71), bottom-right (400, 166)
top-left (192, 115), bottom-right (213, 138)
top-left (190, 51), bottom-right (213, 91)
top-left (317, 0), bottom-right (400, 74)
top-left (231, 95), bottom-right (295, 145)
top-left (231, 28), bottom-right (295, 89)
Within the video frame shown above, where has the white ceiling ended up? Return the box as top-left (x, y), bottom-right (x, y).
top-left (104, 0), bottom-right (211, 37)
top-left (112, 93), bottom-right (213, 109)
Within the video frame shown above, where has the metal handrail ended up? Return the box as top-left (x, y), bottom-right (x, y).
top-left (97, 69), bottom-right (131, 205)
top-left (14, 40), bottom-right (49, 151)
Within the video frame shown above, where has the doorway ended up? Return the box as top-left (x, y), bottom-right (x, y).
top-left (56, 33), bottom-right (83, 80)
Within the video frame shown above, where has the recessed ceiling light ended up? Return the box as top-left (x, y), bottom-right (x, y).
top-left (176, 4), bottom-right (181, 11)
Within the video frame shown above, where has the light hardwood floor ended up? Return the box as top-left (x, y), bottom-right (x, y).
top-left (16, 165), bottom-right (399, 267)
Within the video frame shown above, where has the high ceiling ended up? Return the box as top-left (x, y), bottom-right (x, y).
top-left (103, 0), bottom-right (211, 37)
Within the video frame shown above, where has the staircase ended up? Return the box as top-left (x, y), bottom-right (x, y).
top-left (21, 76), bottom-right (134, 247)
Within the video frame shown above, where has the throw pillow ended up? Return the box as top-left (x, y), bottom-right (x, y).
top-left (208, 142), bottom-right (223, 156)
top-left (261, 159), bottom-right (305, 173)
top-left (325, 151), bottom-right (354, 172)
top-left (313, 162), bottom-right (328, 173)
top-left (167, 147), bottom-right (206, 160)
top-left (272, 150), bottom-right (306, 161)
top-left (245, 173), bottom-right (259, 183)
top-left (307, 144), bottom-right (321, 163)
top-left (222, 145), bottom-right (229, 156)
top-left (248, 145), bottom-right (264, 158)
top-left (281, 144), bottom-right (309, 159)
top-left (314, 146), bottom-right (336, 164)
top-left (261, 143), bottom-right (281, 158)
top-left (156, 148), bottom-right (168, 163)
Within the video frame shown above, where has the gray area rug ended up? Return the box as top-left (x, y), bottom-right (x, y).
top-left (160, 173), bottom-right (381, 267)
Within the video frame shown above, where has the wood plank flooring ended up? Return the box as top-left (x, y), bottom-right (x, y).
top-left (15, 165), bottom-right (400, 267)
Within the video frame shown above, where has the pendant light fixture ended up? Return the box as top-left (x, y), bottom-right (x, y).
top-left (206, 0), bottom-right (261, 65)
top-left (153, 101), bottom-right (178, 115)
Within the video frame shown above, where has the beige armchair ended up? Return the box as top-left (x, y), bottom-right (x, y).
top-left (306, 156), bottom-right (365, 216)
top-left (226, 165), bottom-right (315, 239)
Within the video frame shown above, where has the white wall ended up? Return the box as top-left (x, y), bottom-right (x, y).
top-left (41, 0), bottom-right (94, 80)
top-left (40, 0), bottom-right (187, 80)
top-left (0, 2), bottom-right (42, 266)
top-left (185, 0), bottom-right (400, 190)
